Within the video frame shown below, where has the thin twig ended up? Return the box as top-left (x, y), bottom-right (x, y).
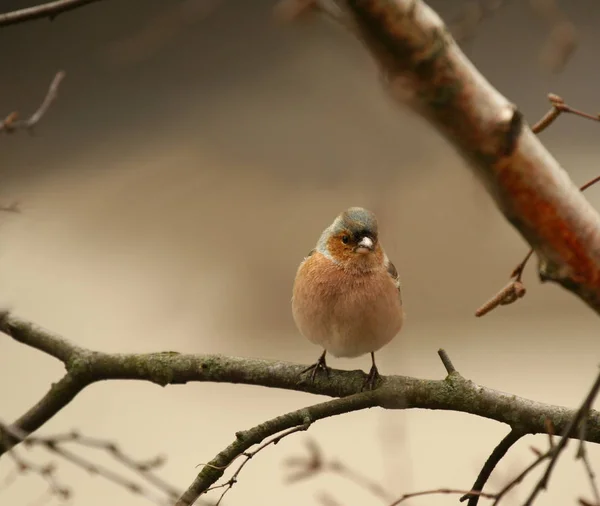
top-left (522, 368), bottom-right (600, 505)
top-left (0, 422), bottom-right (187, 505)
top-left (577, 421), bottom-right (600, 506)
top-left (175, 391), bottom-right (380, 506)
top-left (284, 439), bottom-right (395, 502)
top-left (389, 487), bottom-right (495, 506)
top-left (3, 445), bottom-right (70, 501)
top-left (204, 424), bottom-right (311, 505)
top-left (0, 0), bottom-right (102, 27)
top-left (532, 94), bottom-right (600, 134)
top-left (1, 71), bottom-right (66, 134)
top-left (491, 452), bottom-right (549, 505)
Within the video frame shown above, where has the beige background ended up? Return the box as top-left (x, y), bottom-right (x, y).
top-left (1, 1), bottom-right (600, 505)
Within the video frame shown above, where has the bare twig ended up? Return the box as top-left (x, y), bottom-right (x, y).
top-left (0, 0), bottom-right (103, 27)
top-left (532, 94), bottom-right (600, 134)
top-left (2, 442), bottom-right (71, 502)
top-left (175, 392), bottom-right (380, 506)
top-left (392, 380), bottom-right (599, 506)
top-left (461, 428), bottom-right (526, 506)
top-left (284, 439), bottom-right (395, 502)
top-left (0, 422), bottom-right (187, 505)
top-left (522, 369), bottom-right (600, 505)
top-left (490, 451), bottom-right (548, 505)
top-left (1, 71), bottom-right (66, 134)
top-left (459, 369), bottom-right (600, 506)
top-left (389, 487), bottom-right (495, 506)
top-left (475, 279), bottom-right (526, 317)
top-left (577, 422), bottom-right (600, 506)
top-left (437, 348), bottom-right (457, 375)
top-left (203, 424), bottom-right (311, 505)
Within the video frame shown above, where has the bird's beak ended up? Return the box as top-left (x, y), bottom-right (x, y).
top-left (355, 236), bottom-right (374, 254)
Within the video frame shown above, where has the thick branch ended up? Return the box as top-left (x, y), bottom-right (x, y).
top-left (0, 0), bottom-right (103, 27)
top-left (2, 312), bottom-right (600, 461)
top-left (322, 0), bottom-right (600, 314)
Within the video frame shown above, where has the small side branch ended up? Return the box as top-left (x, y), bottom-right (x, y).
top-left (1, 71), bottom-right (65, 134)
top-left (284, 439), bottom-right (396, 503)
top-left (437, 348), bottom-right (457, 375)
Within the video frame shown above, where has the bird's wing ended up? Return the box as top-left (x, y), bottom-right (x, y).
top-left (385, 256), bottom-right (403, 304)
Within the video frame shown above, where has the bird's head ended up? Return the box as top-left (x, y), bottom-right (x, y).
top-left (317, 207), bottom-right (384, 270)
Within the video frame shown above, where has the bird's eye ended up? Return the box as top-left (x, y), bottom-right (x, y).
top-left (341, 235), bottom-right (349, 244)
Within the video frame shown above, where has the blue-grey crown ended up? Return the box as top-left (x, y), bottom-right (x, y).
top-left (338, 207), bottom-right (378, 235)
top-left (316, 207), bottom-right (379, 257)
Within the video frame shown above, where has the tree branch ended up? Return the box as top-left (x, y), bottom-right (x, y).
top-left (522, 368), bottom-right (600, 505)
top-left (1, 71), bottom-right (66, 134)
top-left (307, 0), bottom-right (600, 314)
top-left (461, 428), bottom-right (526, 506)
top-left (2, 310), bottom-right (600, 466)
top-left (175, 391), bottom-right (379, 506)
top-left (0, 423), bottom-right (188, 505)
top-left (0, 1), bottom-right (103, 27)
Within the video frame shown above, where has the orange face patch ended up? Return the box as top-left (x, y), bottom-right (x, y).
top-left (326, 231), bottom-right (355, 263)
top-left (326, 231), bottom-right (384, 271)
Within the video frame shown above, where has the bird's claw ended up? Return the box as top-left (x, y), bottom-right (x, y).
top-left (361, 364), bottom-right (381, 391)
top-left (300, 353), bottom-right (329, 383)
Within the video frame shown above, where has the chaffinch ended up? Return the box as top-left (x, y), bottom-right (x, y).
top-left (292, 207), bottom-right (404, 389)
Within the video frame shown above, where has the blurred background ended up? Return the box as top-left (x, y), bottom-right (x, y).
top-left (1, 0), bottom-right (600, 504)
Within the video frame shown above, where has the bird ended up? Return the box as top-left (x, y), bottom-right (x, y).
top-left (292, 207), bottom-right (404, 390)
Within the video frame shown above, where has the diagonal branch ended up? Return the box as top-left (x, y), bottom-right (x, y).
top-left (306, 0), bottom-right (600, 314)
top-left (2, 310), bottom-right (600, 465)
top-left (0, 0), bottom-right (104, 27)
top-left (461, 428), bottom-right (526, 506)
top-left (175, 391), bottom-right (380, 506)
top-left (522, 368), bottom-right (600, 505)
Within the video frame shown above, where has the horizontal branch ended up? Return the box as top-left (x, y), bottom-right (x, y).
top-left (0, 0), bottom-right (103, 27)
top-left (2, 311), bottom-right (600, 461)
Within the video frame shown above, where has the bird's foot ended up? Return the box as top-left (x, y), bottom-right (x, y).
top-left (300, 352), bottom-right (329, 383)
top-left (362, 363), bottom-right (381, 391)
